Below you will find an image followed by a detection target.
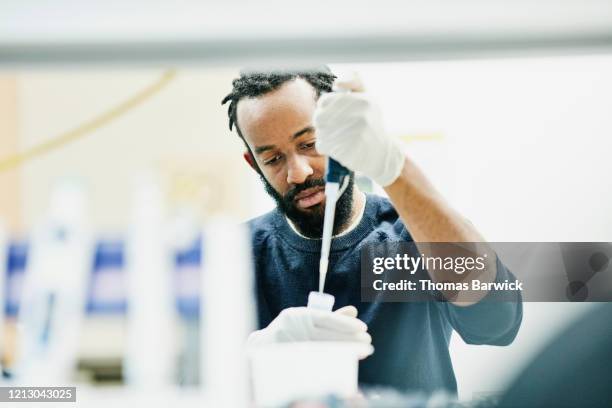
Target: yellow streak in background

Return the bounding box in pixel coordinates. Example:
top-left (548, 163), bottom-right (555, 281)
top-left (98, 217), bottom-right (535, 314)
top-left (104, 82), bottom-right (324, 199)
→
top-left (0, 70), bottom-right (177, 173)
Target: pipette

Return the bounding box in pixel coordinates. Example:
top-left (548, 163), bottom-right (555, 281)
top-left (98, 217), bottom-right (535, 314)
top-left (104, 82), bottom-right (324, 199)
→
top-left (309, 79), bottom-right (355, 309)
top-left (318, 158), bottom-right (350, 293)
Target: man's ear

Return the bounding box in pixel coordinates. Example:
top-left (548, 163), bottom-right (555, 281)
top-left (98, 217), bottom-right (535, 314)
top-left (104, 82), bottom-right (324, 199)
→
top-left (243, 150), bottom-right (257, 171)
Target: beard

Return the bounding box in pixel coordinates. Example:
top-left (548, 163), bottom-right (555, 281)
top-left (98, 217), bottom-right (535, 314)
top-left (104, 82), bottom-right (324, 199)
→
top-left (258, 171), bottom-right (355, 239)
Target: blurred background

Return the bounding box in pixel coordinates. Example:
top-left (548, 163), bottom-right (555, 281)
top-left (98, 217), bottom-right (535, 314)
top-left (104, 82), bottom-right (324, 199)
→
top-left (1, 0), bottom-right (612, 406)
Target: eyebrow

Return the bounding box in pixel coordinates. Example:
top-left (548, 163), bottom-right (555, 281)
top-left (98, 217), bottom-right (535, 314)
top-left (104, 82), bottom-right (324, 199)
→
top-left (253, 126), bottom-right (315, 155)
top-left (292, 126), bottom-right (314, 139)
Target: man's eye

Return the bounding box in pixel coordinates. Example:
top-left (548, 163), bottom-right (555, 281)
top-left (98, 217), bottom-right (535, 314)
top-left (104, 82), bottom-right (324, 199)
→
top-left (301, 142), bottom-right (316, 150)
top-left (264, 155), bottom-right (282, 165)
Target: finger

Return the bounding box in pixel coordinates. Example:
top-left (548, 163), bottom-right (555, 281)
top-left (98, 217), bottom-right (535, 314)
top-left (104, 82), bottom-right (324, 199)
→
top-left (315, 312), bottom-right (367, 333)
top-left (310, 327), bottom-right (372, 344)
top-left (334, 305), bottom-right (358, 318)
top-left (358, 345), bottom-right (375, 360)
top-left (311, 310), bottom-right (368, 333)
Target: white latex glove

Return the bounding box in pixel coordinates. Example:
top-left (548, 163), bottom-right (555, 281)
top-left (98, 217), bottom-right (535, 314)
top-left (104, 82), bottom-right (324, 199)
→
top-left (247, 306), bottom-right (372, 354)
top-left (313, 89), bottom-right (405, 187)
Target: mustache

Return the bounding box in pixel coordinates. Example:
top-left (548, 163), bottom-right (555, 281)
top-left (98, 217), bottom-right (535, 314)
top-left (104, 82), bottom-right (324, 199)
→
top-left (284, 178), bottom-right (326, 203)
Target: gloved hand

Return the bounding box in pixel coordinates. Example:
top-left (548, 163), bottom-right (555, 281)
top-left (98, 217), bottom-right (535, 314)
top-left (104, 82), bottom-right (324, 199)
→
top-left (247, 306), bottom-right (373, 357)
top-left (313, 87), bottom-right (405, 187)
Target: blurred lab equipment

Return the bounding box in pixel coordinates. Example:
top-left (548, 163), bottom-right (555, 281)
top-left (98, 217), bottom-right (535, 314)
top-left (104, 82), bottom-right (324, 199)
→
top-left (15, 181), bottom-right (93, 384)
top-left (86, 240), bottom-right (127, 316)
top-left (173, 236), bottom-right (202, 386)
top-left (0, 223), bottom-right (6, 378)
top-left (201, 218), bottom-right (255, 407)
top-left (124, 174), bottom-right (175, 388)
top-left (1, 241), bottom-right (28, 377)
top-left (78, 239), bottom-right (126, 383)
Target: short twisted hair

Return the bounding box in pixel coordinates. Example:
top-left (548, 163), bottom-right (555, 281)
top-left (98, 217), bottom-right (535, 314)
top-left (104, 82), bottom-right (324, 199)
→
top-left (221, 67), bottom-right (336, 140)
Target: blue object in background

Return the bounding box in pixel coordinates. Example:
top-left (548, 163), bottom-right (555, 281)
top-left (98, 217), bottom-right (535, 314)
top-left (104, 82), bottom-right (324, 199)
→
top-left (5, 241), bottom-right (28, 318)
top-left (174, 236), bottom-right (203, 385)
top-left (174, 236), bottom-right (202, 320)
top-left (86, 240), bottom-right (127, 315)
top-left (4, 236), bottom-right (203, 320)
top-left (85, 236), bottom-right (203, 319)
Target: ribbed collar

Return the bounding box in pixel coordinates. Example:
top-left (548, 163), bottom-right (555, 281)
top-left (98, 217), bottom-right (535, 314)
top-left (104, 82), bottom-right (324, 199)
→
top-left (271, 193), bottom-right (379, 253)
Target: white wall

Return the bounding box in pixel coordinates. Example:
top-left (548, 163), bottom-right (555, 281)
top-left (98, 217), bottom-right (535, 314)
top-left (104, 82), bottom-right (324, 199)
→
top-left (332, 55), bottom-right (612, 400)
top-left (14, 68), bottom-right (268, 232)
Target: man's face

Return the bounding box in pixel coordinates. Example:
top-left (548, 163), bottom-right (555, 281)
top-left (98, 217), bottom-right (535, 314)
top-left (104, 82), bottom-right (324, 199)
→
top-left (236, 78), bottom-right (354, 238)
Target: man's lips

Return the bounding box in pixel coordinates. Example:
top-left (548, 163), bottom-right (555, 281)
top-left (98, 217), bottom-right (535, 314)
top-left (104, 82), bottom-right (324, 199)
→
top-left (294, 186), bottom-right (325, 209)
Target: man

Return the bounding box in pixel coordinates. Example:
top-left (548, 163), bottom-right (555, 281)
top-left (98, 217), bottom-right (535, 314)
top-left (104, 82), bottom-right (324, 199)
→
top-left (221, 67), bottom-right (522, 393)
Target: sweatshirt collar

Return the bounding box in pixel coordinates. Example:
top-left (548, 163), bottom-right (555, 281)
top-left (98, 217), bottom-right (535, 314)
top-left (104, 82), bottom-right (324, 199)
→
top-left (273, 193), bottom-right (378, 253)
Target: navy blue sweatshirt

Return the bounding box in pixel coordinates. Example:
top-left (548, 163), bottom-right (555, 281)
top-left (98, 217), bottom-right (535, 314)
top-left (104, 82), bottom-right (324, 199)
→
top-left (248, 193), bottom-right (522, 393)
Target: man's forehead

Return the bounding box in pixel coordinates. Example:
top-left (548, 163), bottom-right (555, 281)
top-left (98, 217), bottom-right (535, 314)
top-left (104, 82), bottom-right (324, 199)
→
top-left (235, 78), bottom-right (318, 133)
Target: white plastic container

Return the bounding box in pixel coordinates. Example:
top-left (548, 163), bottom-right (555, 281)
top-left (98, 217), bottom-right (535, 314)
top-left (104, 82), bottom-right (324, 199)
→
top-left (249, 341), bottom-right (370, 407)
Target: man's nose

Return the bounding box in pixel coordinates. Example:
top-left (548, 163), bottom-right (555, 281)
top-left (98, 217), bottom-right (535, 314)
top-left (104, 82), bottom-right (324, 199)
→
top-left (286, 155), bottom-right (314, 185)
